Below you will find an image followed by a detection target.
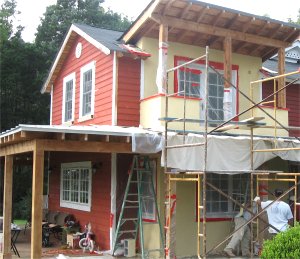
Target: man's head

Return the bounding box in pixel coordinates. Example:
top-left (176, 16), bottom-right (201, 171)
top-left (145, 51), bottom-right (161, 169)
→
top-left (274, 188), bottom-right (283, 197)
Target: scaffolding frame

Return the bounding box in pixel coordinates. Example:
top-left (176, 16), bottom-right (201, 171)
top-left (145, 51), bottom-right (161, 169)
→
top-left (162, 46), bottom-right (300, 258)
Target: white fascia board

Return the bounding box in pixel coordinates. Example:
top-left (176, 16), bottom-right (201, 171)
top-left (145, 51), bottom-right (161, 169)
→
top-left (262, 66), bottom-right (278, 74)
top-left (41, 24), bottom-right (111, 94)
top-left (72, 25), bottom-right (111, 55)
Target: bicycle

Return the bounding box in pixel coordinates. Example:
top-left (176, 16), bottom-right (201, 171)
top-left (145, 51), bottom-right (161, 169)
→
top-left (79, 222), bottom-right (95, 252)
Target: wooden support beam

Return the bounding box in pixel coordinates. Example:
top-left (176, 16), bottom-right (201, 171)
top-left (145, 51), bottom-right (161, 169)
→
top-left (161, 0), bottom-right (175, 15)
top-left (0, 140), bottom-right (35, 156)
top-left (31, 142), bottom-right (44, 259)
top-left (123, 0), bottom-right (160, 43)
top-left (169, 2), bottom-right (192, 33)
top-left (224, 36), bottom-right (232, 88)
top-left (278, 47), bottom-right (286, 108)
top-left (2, 155), bottom-right (13, 259)
top-left (151, 15), bottom-right (288, 48)
top-left (37, 139), bottom-right (132, 153)
top-left (157, 23), bottom-right (168, 93)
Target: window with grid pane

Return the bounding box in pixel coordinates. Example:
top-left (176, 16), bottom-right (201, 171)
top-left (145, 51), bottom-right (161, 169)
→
top-left (82, 69), bottom-right (92, 116)
top-left (80, 62), bottom-right (95, 119)
top-left (208, 72), bottom-right (224, 121)
top-left (62, 73), bottom-right (75, 123)
top-left (60, 162), bottom-right (91, 211)
top-left (178, 68), bottom-right (201, 98)
top-left (205, 173), bottom-right (250, 217)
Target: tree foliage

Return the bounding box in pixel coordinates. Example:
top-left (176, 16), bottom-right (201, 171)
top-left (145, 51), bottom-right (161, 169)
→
top-left (0, 0), bottom-right (132, 132)
top-left (35, 0), bottom-right (132, 64)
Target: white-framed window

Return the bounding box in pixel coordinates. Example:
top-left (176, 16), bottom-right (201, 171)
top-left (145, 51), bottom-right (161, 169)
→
top-left (60, 161), bottom-right (92, 212)
top-left (62, 73), bottom-right (75, 123)
top-left (141, 159), bottom-right (157, 221)
top-left (79, 61), bottom-right (95, 120)
top-left (205, 173), bottom-right (250, 218)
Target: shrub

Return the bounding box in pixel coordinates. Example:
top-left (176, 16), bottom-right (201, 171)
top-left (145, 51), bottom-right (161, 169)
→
top-left (261, 223), bottom-right (300, 259)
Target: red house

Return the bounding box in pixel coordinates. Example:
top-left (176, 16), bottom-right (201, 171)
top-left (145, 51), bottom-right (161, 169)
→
top-left (1, 1), bottom-right (300, 258)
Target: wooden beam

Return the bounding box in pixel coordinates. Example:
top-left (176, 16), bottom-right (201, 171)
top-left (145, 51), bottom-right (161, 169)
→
top-left (278, 47), bottom-right (286, 108)
top-left (123, 0), bottom-right (160, 43)
top-left (151, 15), bottom-right (288, 48)
top-left (0, 140), bottom-right (35, 156)
top-left (157, 23), bottom-right (168, 93)
top-left (169, 2), bottom-right (192, 33)
top-left (224, 36), bottom-right (232, 88)
top-left (196, 5), bottom-right (209, 23)
top-left (161, 0), bottom-right (175, 15)
top-left (31, 142), bottom-right (44, 259)
top-left (2, 155), bottom-right (13, 259)
top-left (37, 139), bottom-right (132, 153)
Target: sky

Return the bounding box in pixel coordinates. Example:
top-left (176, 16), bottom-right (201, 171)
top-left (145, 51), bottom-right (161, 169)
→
top-left (1, 0), bottom-right (299, 42)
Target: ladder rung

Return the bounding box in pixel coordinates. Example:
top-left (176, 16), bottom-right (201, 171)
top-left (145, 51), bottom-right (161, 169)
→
top-left (124, 206), bottom-right (139, 208)
top-left (128, 193), bottom-right (138, 196)
top-left (198, 233), bottom-right (204, 237)
top-left (125, 200), bottom-right (139, 203)
top-left (119, 230), bottom-right (137, 234)
top-left (198, 206), bottom-right (204, 209)
top-left (122, 218), bottom-right (138, 221)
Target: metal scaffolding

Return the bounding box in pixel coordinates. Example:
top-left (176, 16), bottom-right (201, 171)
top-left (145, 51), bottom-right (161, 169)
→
top-left (162, 46), bottom-right (300, 258)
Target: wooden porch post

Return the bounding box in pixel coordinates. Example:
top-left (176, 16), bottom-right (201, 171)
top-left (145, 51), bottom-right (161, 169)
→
top-left (223, 36), bottom-right (233, 120)
top-left (31, 141), bottom-right (44, 259)
top-left (156, 23), bottom-right (168, 93)
top-left (224, 36), bottom-right (232, 88)
top-left (1, 155), bottom-right (13, 259)
top-left (277, 47), bottom-right (286, 108)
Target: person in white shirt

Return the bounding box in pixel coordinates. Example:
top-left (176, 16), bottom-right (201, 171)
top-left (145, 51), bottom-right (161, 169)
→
top-left (254, 188), bottom-right (293, 239)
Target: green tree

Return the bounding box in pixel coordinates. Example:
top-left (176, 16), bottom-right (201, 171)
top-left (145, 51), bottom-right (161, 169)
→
top-left (35, 0), bottom-right (132, 65)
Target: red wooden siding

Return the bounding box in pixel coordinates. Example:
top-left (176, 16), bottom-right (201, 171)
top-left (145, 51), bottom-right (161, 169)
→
top-left (51, 36), bottom-right (114, 126)
top-left (48, 152), bottom-right (112, 250)
top-left (262, 81), bottom-right (300, 137)
top-left (117, 57), bottom-right (141, 126)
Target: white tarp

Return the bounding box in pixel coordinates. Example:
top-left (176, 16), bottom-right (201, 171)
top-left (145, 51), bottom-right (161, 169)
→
top-left (162, 133), bottom-right (300, 172)
top-left (131, 132), bottom-right (300, 172)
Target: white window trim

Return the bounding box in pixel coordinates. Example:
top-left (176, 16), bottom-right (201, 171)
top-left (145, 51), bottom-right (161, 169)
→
top-left (62, 72), bottom-right (76, 124)
top-left (60, 161), bottom-right (92, 212)
top-left (79, 61), bottom-right (96, 121)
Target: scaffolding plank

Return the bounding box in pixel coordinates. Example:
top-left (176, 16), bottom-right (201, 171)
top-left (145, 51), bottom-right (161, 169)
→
top-left (215, 117), bottom-right (265, 132)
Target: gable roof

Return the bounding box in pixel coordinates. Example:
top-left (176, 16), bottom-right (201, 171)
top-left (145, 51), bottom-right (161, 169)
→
top-left (121, 0), bottom-right (300, 60)
top-left (41, 24), bottom-right (150, 94)
top-left (263, 39), bottom-right (300, 81)
top-left (74, 23), bottom-right (125, 52)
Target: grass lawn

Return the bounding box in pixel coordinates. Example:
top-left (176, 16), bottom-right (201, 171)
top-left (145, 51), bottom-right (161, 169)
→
top-left (13, 219), bottom-right (28, 227)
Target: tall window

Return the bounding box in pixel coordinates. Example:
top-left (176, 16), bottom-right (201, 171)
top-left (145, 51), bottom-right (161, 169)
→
top-left (205, 173), bottom-right (250, 217)
top-left (62, 73), bottom-right (75, 123)
top-left (141, 160), bottom-right (157, 221)
top-left (60, 161), bottom-right (92, 211)
top-left (208, 72), bottom-right (224, 121)
top-left (80, 62), bottom-right (95, 119)
top-left (178, 67), bottom-right (201, 98)
top-left (175, 57), bottom-right (238, 122)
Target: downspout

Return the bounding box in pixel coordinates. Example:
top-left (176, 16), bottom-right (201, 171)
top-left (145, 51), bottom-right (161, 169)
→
top-left (110, 153), bottom-right (117, 252)
top-left (112, 51), bottom-right (118, 126)
top-left (50, 84), bottom-right (53, 125)
top-left (110, 51), bottom-right (118, 251)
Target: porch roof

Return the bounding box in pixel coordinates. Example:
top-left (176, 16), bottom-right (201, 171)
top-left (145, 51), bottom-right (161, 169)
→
top-left (0, 124), bottom-right (162, 156)
top-left (121, 0), bottom-right (300, 61)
